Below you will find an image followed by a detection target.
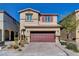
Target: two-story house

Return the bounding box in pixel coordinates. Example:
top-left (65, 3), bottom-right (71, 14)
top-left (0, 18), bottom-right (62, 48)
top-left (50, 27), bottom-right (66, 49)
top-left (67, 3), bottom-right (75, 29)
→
top-left (19, 8), bottom-right (61, 43)
top-left (0, 11), bottom-right (19, 42)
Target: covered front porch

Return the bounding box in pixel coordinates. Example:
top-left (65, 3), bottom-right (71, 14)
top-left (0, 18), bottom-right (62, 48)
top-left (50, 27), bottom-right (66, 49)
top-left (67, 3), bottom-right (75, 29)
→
top-left (0, 29), bottom-right (15, 42)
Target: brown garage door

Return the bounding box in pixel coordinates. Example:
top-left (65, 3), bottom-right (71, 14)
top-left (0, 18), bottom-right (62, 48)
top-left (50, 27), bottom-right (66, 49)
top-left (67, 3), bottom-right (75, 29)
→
top-left (30, 31), bottom-right (55, 42)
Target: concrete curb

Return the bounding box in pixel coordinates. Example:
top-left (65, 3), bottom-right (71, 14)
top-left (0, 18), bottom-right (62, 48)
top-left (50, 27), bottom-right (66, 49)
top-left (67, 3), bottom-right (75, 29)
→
top-left (55, 43), bottom-right (79, 56)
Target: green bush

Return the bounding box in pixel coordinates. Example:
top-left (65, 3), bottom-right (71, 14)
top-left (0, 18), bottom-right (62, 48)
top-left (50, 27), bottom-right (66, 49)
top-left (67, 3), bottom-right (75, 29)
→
top-left (7, 44), bottom-right (19, 49)
top-left (66, 43), bottom-right (79, 52)
top-left (60, 41), bottom-right (67, 45)
top-left (18, 48), bottom-right (22, 51)
top-left (19, 40), bottom-right (24, 47)
top-left (13, 44), bottom-right (19, 49)
top-left (14, 37), bottom-right (19, 46)
top-left (14, 37), bottom-right (19, 49)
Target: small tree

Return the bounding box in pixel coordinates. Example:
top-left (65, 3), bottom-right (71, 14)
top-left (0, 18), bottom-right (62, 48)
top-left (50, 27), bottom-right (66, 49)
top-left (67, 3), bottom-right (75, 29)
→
top-left (60, 13), bottom-right (79, 41)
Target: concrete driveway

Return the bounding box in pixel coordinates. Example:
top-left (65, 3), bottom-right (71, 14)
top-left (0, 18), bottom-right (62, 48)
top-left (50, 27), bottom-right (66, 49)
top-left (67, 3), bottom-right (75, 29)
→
top-left (0, 42), bottom-right (67, 56)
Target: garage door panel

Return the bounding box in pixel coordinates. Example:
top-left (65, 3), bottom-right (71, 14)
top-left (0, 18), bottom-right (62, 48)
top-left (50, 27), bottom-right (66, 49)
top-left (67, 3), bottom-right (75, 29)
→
top-left (30, 32), bottom-right (55, 42)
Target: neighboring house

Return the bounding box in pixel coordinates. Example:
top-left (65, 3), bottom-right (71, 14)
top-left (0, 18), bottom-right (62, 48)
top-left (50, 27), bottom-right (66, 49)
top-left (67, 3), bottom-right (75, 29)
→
top-left (59, 9), bottom-right (79, 44)
top-left (19, 8), bottom-right (61, 43)
top-left (0, 11), bottom-right (19, 42)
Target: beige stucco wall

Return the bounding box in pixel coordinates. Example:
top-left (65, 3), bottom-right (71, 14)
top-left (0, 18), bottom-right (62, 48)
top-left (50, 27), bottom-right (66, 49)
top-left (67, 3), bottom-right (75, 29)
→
top-left (20, 11), bottom-right (39, 27)
top-left (75, 10), bottom-right (79, 49)
top-left (20, 11), bottom-right (39, 20)
top-left (39, 16), bottom-right (57, 25)
top-left (20, 11), bottom-right (39, 30)
top-left (20, 10), bottom-right (59, 30)
top-left (75, 11), bottom-right (79, 39)
top-left (20, 9), bottom-right (60, 43)
top-left (24, 27), bottom-right (60, 43)
top-left (25, 27), bottom-right (60, 36)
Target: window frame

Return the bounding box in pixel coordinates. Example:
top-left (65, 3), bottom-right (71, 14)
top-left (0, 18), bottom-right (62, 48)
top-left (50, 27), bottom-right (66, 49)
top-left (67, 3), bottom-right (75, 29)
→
top-left (26, 13), bottom-right (33, 21)
top-left (45, 16), bottom-right (51, 22)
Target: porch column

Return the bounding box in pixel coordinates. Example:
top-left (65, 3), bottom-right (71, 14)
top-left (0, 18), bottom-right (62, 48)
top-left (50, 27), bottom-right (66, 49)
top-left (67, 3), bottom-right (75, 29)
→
top-left (26, 36), bottom-right (30, 44)
top-left (25, 29), bottom-right (30, 43)
top-left (20, 30), bottom-right (21, 41)
top-left (55, 29), bottom-right (60, 44)
top-left (2, 29), bottom-right (4, 42)
top-left (9, 31), bottom-right (11, 41)
top-left (18, 31), bottom-right (20, 41)
top-left (55, 36), bottom-right (60, 43)
top-left (76, 38), bottom-right (79, 50)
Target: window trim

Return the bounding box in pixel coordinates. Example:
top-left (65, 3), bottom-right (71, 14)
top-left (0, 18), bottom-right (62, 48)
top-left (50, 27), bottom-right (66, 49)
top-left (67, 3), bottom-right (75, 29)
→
top-left (26, 13), bottom-right (33, 21)
top-left (45, 16), bottom-right (51, 22)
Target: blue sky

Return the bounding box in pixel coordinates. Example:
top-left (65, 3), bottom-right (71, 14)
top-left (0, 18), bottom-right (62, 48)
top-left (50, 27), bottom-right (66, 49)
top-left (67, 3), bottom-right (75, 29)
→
top-left (0, 3), bottom-right (79, 22)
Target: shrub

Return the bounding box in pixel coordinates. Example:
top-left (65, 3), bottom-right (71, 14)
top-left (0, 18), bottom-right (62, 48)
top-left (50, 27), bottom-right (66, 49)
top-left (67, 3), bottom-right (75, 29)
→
top-left (60, 41), bottom-right (67, 45)
top-left (0, 41), bottom-right (5, 46)
top-left (19, 40), bottom-right (24, 47)
top-left (7, 44), bottom-right (13, 49)
top-left (13, 44), bottom-right (19, 49)
top-left (14, 37), bottom-right (18, 45)
top-left (7, 44), bottom-right (19, 49)
top-left (7, 37), bottom-right (19, 49)
top-left (14, 37), bottom-right (19, 48)
top-left (18, 48), bottom-right (22, 51)
top-left (66, 43), bottom-right (79, 52)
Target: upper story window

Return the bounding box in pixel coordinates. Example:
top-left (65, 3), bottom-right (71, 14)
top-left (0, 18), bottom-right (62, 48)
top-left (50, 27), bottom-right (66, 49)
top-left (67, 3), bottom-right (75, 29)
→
top-left (26, 14), bottom-right (32, 21)
top-left (45, 16), bottom-right (51, 22)
top-left (41, 16), bottom-right (53, 22)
